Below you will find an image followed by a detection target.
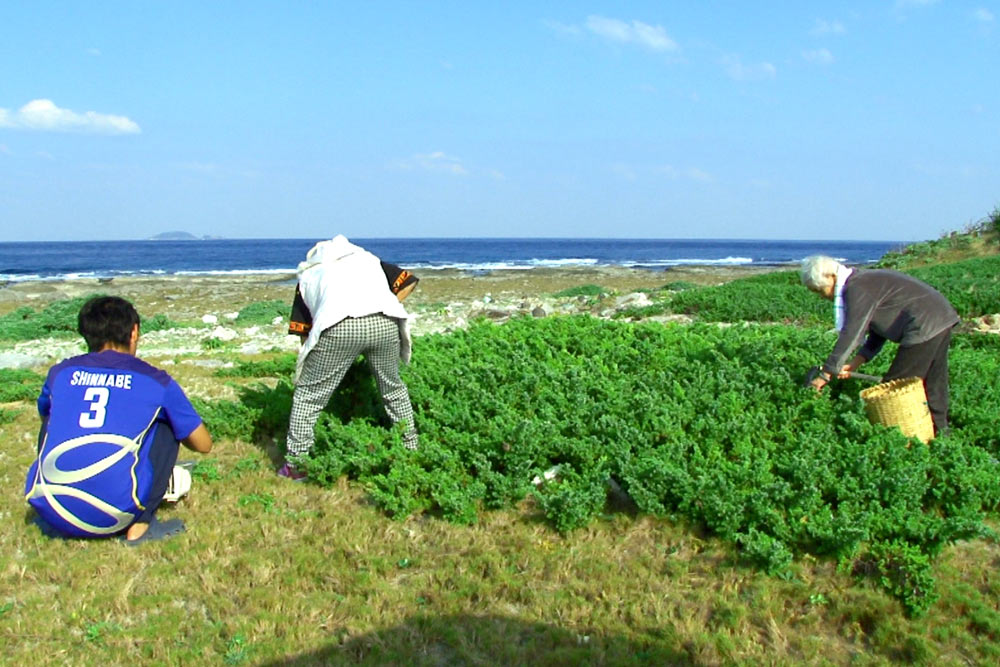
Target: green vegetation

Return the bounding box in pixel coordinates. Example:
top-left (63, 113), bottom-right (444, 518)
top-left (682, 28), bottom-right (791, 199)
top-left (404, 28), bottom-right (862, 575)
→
top-left (616, 254), bottom-right (1000, 324)
top-left (0, 295), bottom-right (182, 342)
top-left (0, 369), bottom-right (43, 403)
top-left (197, 316), bottom-right (1000, 616)
top-left (908, 255), bottom-right (1000, 319)
top-left (662, 280), bottom-right (698, 291)
top-left (141, 312), bottom-right (183, 332)
top-left (234, 299), bottom-right (289, 325)
top-left (877, 205), bottom-right (1000, 270)
top-left (6, 209), bottom-right (1000, 663)
top-left (553, 284), bottom-right (606, 298)
top-left (0, 295), bottom-right (99, 342)
top-left (667, 270), bottom-right (827, 324)
top-left (215, 354), bottom-right (296, 378)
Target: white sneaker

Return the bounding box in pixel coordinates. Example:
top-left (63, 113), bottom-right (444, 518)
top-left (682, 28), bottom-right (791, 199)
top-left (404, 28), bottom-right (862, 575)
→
top-left (162, 465), bottom-right (192, 503)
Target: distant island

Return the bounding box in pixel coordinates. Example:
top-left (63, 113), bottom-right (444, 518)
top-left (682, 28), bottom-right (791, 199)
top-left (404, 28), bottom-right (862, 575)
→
top-left (148, 231), bottom-right (224, 240)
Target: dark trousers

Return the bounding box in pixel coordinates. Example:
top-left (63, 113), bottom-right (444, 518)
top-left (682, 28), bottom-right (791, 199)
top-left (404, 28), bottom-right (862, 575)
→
top-left (883, 326), bottom-right (954, 434)
top-left (136, 421), bottom-right (181, 524)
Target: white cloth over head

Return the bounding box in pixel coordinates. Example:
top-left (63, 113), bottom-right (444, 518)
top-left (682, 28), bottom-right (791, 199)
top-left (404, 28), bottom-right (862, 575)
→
top-left (833, 264), bottom-right (854, 332)
top-left (294, 235), bottom-right (411, 382)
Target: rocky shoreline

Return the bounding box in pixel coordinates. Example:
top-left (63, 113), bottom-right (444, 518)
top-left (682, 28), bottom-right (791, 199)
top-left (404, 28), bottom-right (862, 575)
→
top-left (4, 265), bottom-right (998, 374)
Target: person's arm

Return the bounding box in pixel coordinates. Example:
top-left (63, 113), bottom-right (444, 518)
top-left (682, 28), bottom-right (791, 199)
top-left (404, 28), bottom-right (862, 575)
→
top-left (288, 284), bottom-right (313, 337)
top-left (181, 423), bottom-right (213, 453)
top-left (163, 380), bottom-right (213, 453)
top-left (822, 283), bottom-right (878, 376)
top-left (857, 332), bottom-right (886, 361)
top-left (837, 353), bottom-right (868, 378)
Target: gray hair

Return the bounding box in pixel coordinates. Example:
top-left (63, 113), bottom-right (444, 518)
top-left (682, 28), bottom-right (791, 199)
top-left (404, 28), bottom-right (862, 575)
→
top-left (800, 255), bottom-right (844, 290)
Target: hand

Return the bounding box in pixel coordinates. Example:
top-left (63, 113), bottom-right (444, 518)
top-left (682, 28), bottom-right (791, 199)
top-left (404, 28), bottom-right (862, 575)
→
top-left (837, 364), bottom-right (853, 379)
top-left (810, 374), bottom-right (829, 392)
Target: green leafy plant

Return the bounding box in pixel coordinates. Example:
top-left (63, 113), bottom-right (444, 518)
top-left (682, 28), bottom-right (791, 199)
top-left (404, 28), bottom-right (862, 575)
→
top-left (234, 299), bottom-right (289, 326)
top-left (195, 315), bottom-right (1000, 613)
top-left (553, 284), bottom-right (606, 298)
top-left (0, 369), bottom-right (43, 403)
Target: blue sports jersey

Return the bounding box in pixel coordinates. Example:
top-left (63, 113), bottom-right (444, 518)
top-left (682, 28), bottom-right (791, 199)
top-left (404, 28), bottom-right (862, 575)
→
top-left (24, 350), bottom-right (203, 538)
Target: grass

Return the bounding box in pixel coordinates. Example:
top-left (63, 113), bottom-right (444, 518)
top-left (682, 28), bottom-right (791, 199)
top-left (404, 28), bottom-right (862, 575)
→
top-left (5, 391), bottom-right (1000, 663)
top-left (6, 214), bottom-right (1000, 663)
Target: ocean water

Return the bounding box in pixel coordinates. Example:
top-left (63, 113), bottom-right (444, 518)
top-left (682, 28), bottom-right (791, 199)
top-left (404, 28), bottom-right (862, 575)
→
top-left (0, 238), bottom-right (902, 282)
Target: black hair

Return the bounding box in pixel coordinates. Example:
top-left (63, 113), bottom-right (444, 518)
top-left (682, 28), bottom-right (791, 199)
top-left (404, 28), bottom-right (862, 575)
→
top-left (78, 296), bottom-right (141, 353)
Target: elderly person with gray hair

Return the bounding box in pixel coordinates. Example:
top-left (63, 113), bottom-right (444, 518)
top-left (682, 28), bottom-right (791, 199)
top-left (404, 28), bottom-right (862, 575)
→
top-left (801, 255), bottom-right (959, 435)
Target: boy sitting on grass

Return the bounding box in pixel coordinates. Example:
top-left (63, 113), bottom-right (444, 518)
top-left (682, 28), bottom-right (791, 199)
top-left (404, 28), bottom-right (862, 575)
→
top-left (24, 296), bottom-right (213, 544)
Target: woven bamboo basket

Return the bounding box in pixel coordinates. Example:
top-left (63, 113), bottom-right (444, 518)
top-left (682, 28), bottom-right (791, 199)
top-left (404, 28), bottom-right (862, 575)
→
top-left (859, 377), bottom-right (935, 443)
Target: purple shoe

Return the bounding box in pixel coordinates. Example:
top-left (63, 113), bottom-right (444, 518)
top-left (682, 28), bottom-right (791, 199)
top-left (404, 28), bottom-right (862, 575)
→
top-left (277, 462), bottom-right (307, 481)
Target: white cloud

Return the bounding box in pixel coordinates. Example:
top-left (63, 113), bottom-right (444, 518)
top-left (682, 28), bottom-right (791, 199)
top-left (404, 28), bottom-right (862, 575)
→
top-left (611, 163), bottom-right (638, 181)
top-left (811, 19), bottom-right (846, 35)
top-left (721, 55), bottom-right (776, 81)
top-left (175, 162), bottom-right (219, 174)
top-left (392, 151), bottom-right (467, 176)
top-left (974, 8), bottom-right (995, 22)
top-left (653, 164), bottom-right (713, 182)
top-left (545, 20), bottom-right (583, 37)
top-left (802, 48), bottom-right (834, 65)
top-left (585, 15), bottom-right (678, 51)
top-left (0, 99), bottom-right (140, 134)
top-left (687, 167), bottom-right (713, 183)
top-left (656, 165), bottom-right (680, 179)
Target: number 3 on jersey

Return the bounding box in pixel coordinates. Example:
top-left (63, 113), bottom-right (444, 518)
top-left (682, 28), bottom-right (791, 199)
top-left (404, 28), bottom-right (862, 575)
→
top-left (79, 387), bottom-right (110, 428)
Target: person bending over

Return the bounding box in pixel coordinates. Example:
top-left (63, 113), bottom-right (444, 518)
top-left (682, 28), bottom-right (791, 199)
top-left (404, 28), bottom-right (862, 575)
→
top-left (280, 235), bottom-right (418, 480)
top-left (801, 255), bottom-right (959, 435)
top-left (25, 296), bottom-right (213, 544)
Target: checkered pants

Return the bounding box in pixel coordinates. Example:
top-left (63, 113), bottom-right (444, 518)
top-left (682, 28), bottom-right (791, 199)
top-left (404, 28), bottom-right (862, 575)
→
top-left (287, 314), bottom-right (418, 455)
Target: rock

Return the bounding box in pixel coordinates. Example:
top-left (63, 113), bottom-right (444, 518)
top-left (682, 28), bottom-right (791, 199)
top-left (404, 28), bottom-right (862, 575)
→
top-left (181, 359), bottom-right (233, 368)
top-left (201, 314), bottom-right (218, 324)
top-left (531, 306), bottom-right (547, 318)
top-left (224, 312), bottom-right (240, 320)
top-left (0, 351), bottom-right (47, 369)
top-left (271, 316), bottom-right (283, 326)
top-left (208, 326), bottom-right (238, 341)
top-left (614, 292), bottom-right (652, 308)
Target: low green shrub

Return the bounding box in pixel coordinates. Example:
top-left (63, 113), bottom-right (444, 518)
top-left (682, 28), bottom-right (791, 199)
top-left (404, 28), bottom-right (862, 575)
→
top-left (0, 295), bottom-right (184, 342)
top-left (0, 369), bottom-right (44, 402)
top-left (0, 295), bottom-right (101, 341)
top-left (235, 299), bottom-right (290, 326)
top-left (908, 256), bottom-right (1000, 318)
top-left (553, 284), bottom-right (605, 298)
top-left (199, 316), bottom-right (1000, 613)
top-left (668, 270), bottom-right (827, 324)
top-left (216, 354), bottom-right (297, 378)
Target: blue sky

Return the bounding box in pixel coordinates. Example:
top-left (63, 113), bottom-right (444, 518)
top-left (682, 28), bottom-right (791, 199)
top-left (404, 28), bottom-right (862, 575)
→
top-left (1, 1), bottom-right (997, 242)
